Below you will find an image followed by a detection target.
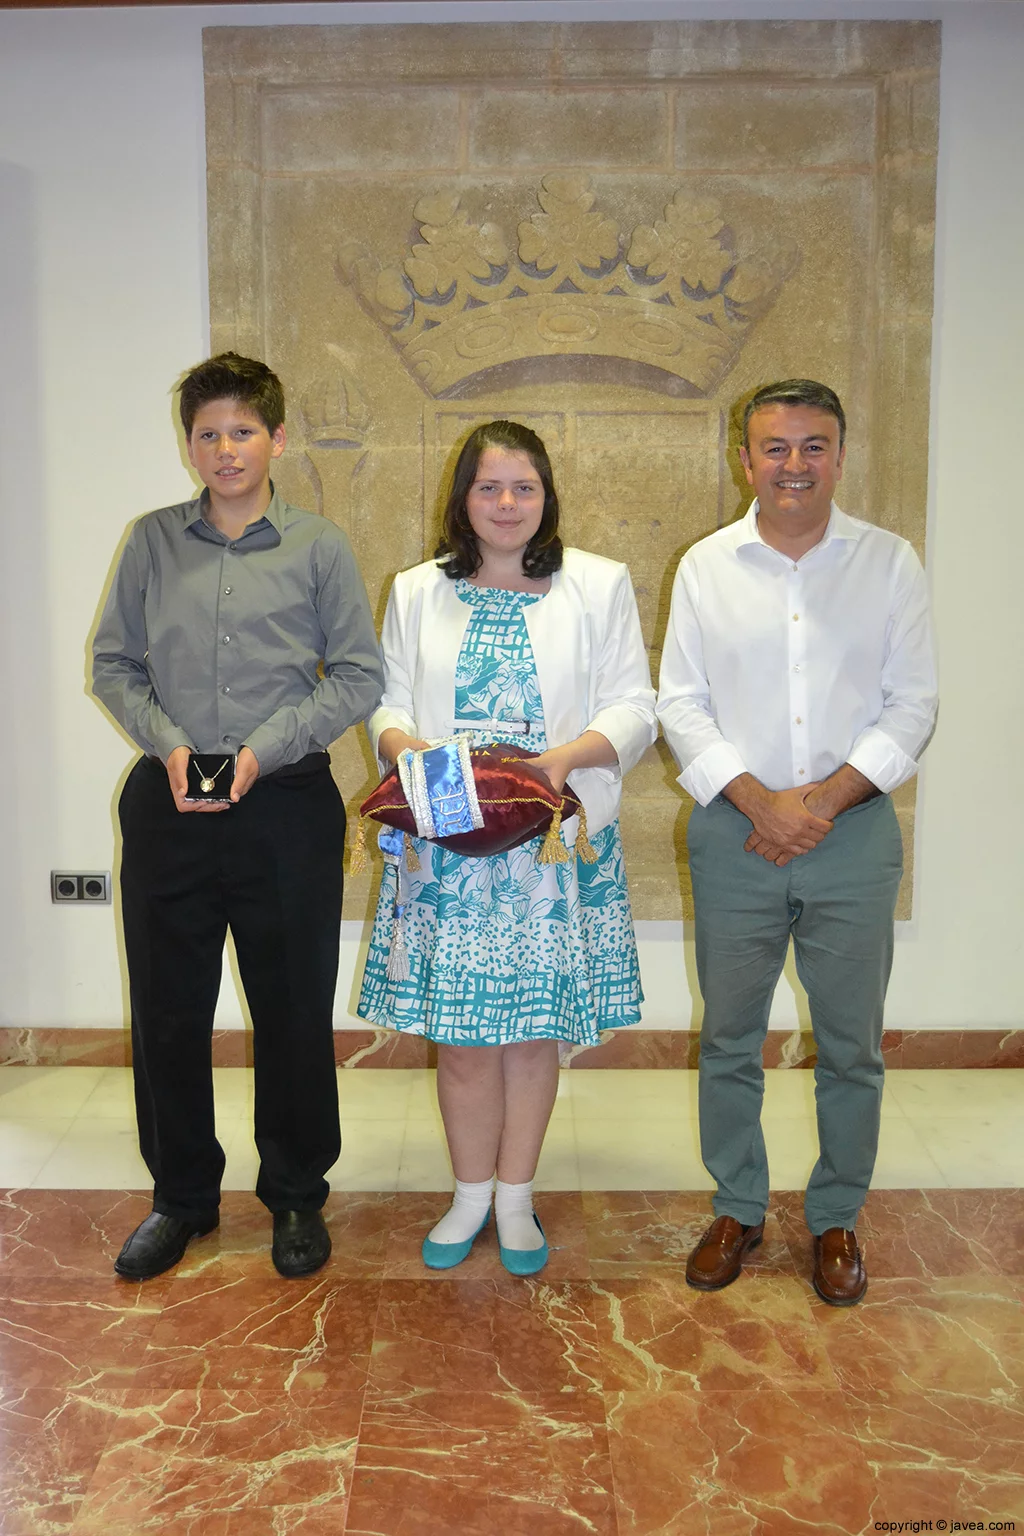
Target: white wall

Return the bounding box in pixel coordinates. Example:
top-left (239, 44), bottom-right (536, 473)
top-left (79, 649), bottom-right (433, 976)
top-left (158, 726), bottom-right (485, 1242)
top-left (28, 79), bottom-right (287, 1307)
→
top-left (0, 1), bottom-right (1020, 1032)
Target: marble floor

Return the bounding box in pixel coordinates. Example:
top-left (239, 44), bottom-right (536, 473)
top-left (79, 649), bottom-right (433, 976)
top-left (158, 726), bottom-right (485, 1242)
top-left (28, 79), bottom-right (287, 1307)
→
top-left (0, 1066), bottom-right (1022, 1534)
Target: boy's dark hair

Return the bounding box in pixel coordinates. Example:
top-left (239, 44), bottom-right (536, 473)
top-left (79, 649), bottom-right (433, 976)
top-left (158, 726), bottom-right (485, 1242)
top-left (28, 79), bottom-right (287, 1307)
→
top-left (435, 420), bottom-right (564, 581)
top-left (178, 352), bottom-right (286, 437)
top-left (742, 378), bottom-right (846, 451)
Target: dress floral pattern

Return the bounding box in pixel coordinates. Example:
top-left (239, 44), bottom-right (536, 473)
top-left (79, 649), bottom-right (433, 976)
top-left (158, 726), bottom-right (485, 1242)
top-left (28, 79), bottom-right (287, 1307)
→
top-left (357, 581), bottom-right (643, 1046)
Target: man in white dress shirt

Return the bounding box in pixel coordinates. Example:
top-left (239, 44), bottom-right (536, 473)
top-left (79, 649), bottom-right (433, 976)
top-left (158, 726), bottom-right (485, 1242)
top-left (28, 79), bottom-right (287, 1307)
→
top-left (656, 379), bottom-right (937, 1304)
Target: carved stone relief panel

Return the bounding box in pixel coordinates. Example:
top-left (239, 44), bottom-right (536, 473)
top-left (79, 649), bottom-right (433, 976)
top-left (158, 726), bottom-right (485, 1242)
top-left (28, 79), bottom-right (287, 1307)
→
top-left (204, 20), bottom-right (939, 919)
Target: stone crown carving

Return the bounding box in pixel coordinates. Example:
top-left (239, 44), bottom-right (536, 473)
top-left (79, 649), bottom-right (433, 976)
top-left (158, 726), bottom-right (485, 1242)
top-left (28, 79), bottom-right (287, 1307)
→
top-left (339, 175), bottom-right (798, 397)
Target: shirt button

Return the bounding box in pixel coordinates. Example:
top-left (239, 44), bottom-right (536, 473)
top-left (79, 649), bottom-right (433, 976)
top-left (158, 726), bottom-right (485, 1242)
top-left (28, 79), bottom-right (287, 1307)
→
top-left (793, 665), bottom-right (801, 673)
top-left (223, 586), bottom-right (232, 595)
top-left (223, 736), bottom-right (233, 744)
top-left (795, 716), bottom-right (802, 724)
top-left (222, 686), bottom-right (230, 695)
top-left (223, 635), bottom-right (230, 643)
top-left (798, 768), bottom-right (806, 776)
top-left (792, 563), bottom-right (799, 571)
top-left (792, 613), bottom-right (800, 621)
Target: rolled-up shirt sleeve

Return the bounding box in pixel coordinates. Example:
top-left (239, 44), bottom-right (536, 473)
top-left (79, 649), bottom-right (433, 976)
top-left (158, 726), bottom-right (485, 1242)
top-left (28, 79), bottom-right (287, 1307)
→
top-left (244, 529), bottom-right (384, 776)
top-left (92, 532), bottom-right (194, 763)
top-left (656, 556), bottom-right (748, 806)
top-left (845, 543), bottom-right (938, 792)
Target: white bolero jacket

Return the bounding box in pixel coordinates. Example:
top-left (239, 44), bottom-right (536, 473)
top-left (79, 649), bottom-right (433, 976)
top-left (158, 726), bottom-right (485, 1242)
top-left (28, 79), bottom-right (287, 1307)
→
top-left (368, 548), bottom-right (657, 837)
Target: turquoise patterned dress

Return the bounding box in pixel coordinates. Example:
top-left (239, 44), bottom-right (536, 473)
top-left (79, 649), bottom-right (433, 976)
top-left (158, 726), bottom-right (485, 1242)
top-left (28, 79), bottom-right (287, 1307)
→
top-left (357, 580), bottom-right (643, 1046)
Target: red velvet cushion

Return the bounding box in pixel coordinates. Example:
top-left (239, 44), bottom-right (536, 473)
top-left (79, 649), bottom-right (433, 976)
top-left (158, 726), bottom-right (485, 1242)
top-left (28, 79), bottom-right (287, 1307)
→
top-left (360, 743), bottom-right (581, 856)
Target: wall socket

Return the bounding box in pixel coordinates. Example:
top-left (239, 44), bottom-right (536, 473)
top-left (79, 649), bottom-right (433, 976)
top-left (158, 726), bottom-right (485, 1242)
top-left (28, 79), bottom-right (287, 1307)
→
top-left (51, 871), bottom-right (111, 904)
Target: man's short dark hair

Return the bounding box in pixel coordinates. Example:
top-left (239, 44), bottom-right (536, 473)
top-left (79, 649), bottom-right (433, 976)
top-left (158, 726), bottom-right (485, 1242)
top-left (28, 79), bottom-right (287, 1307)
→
top-left (742, 379), bottom-right (846, 451)
top-left (178, 353), bottom-right (285, 438)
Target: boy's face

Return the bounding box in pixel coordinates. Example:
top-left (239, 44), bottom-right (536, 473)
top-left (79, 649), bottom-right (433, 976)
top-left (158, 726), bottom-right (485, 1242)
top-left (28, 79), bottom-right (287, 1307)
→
top-left (186, 399), bottom-right (285, 503)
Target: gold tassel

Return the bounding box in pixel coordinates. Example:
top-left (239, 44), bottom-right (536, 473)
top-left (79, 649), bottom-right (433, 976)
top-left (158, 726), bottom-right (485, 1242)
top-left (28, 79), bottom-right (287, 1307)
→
top-left (574, 802), bottom-right (598, 864)
top-left (538, 805), bottom-right (570, 865)
top-left (404, 834), bottom-right (421, 872)
top-left (349, 817), bottom-right (369, 875)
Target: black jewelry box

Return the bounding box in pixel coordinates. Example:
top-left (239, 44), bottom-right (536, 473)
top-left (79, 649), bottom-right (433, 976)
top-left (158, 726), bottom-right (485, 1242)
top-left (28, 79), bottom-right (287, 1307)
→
top-left (184, 753), bottom-right (237, 802)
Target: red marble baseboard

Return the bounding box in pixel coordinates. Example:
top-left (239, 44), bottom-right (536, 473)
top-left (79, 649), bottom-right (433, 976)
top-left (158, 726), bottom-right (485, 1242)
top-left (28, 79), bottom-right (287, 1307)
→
top-left (562, 1028), bottom-right (1024, 1070)
top-left (1, 1026), bottom-right (1022, 1069)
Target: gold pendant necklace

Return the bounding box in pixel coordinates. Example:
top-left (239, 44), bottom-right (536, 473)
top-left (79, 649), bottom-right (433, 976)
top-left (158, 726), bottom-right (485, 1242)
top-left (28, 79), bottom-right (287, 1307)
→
top-left (198, 759), bottom-right (230, 793)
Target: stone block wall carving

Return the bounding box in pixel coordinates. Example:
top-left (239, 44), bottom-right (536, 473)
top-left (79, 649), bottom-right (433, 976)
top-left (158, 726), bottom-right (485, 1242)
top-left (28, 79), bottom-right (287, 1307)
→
top-left (204, 20), bottom-right (939, 919)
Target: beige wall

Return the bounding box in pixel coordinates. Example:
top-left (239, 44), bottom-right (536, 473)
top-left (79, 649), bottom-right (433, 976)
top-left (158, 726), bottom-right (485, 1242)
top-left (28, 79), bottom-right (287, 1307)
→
top-left (206, 19), bottom-right (939, 920)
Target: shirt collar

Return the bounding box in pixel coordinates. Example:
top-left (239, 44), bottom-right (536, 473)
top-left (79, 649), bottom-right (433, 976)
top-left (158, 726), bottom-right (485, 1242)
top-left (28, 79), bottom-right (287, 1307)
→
top-left (735, 500), bottom-right (861, 555)
top-left (184, 482), bottom-right (286, 539)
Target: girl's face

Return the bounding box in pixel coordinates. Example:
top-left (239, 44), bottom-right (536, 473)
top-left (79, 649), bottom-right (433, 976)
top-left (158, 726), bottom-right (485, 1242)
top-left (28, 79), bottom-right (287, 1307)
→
top-left (465, 447), bottom-right (545, 563)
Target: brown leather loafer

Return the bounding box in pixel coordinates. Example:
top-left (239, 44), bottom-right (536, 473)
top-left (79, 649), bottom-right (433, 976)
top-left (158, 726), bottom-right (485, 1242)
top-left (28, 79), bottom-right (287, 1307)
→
top-left (685, 1214), bottom-right (765, 1291)
top-left (812, 1227), bottom-right (867, 1306)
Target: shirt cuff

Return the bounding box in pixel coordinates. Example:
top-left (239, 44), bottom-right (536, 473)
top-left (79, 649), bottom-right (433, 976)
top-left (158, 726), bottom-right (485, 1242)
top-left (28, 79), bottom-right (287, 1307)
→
top-left (679, 742), bottom-right (749, 807)
top-left (151, 726), bottom-right (194, 763)
top-left (846, 729), bottom-right (919, 794)
top-left (241, 726), bottom-right (285, 778)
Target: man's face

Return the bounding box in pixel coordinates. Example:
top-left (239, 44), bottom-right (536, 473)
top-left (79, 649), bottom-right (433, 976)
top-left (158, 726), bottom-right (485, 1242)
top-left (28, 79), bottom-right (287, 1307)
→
top-left (186, 399), bottom-right (285, 501)
top-left (739, 403), bottom-right (845, 525)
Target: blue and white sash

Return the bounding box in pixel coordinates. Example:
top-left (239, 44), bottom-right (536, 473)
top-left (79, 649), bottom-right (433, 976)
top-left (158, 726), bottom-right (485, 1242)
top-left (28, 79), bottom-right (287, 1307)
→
top-left (396, 737), bottom-right (485, 842)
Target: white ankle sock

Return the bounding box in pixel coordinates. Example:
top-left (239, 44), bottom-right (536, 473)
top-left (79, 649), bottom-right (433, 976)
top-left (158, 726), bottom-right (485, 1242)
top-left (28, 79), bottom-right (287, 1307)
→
top-left (426, 1177), bottom-right (493, 1246)
top-left (495, 1179), bottom-right (544, 1251)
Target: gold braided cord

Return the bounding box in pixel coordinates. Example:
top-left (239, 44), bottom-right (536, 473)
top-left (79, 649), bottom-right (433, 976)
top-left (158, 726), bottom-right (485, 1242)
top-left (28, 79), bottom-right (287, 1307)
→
top-left (365, 790), bottom-right (586, 868)
top-left (370, 793), bottom-right (557, 814)
top-left (362, 721), bottom-right (601, 871)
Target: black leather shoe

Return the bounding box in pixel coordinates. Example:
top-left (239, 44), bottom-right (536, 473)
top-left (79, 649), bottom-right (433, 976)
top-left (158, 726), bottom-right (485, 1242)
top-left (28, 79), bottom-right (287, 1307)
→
top-left (114, 1211), bottom-right (219, 1281)
top-left (272, 1209), bottom-right (331, 1278)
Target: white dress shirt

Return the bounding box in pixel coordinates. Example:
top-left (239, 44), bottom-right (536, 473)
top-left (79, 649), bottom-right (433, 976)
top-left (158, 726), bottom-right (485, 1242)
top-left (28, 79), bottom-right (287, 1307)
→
top-left (369, 548), bottom-right (657, 836)
top-left (656, 502), bottom-right (938, 807)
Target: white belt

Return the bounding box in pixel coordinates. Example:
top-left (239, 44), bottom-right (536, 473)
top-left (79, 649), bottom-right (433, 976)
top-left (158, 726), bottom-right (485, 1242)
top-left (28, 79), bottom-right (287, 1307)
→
top-left (452, 717), bottom-right (533, 734)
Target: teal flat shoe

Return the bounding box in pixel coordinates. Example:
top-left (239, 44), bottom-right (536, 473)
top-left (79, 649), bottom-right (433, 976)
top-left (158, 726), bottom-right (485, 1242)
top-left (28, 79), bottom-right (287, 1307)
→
top-left (421, 1210), bottom-right (490, 1270)
top-left (498, 1214), bottom-right (549, 1276)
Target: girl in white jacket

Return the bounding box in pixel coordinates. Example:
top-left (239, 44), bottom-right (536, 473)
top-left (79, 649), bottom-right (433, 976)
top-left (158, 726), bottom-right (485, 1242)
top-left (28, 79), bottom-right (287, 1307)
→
top-left (358, 421), bottom-right (656, 1273)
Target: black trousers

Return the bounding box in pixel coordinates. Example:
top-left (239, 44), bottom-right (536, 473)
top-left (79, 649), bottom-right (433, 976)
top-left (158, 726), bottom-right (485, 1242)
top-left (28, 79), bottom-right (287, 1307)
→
top-left (119, 754), bottom-right (345, 1221)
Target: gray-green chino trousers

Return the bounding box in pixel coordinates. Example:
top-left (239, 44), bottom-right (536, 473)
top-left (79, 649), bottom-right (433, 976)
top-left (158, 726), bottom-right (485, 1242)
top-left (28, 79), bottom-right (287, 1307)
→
top-left (687, 792), bottom-right (903, 1234)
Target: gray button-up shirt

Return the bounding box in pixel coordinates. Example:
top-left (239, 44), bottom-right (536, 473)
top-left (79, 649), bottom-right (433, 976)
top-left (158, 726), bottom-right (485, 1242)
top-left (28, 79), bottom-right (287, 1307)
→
top-left (92, 488), bottom-right (384, 776)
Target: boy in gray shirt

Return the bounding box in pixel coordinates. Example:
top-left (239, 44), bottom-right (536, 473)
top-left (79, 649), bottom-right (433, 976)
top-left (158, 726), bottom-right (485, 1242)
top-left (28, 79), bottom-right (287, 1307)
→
top-left (93, 353), bottom-right (383, 1280)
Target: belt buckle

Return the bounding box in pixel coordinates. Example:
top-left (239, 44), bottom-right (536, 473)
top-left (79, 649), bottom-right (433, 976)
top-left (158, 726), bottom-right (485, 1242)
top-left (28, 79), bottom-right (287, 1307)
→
top-left (453, 717), bottom-right (530, 735)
